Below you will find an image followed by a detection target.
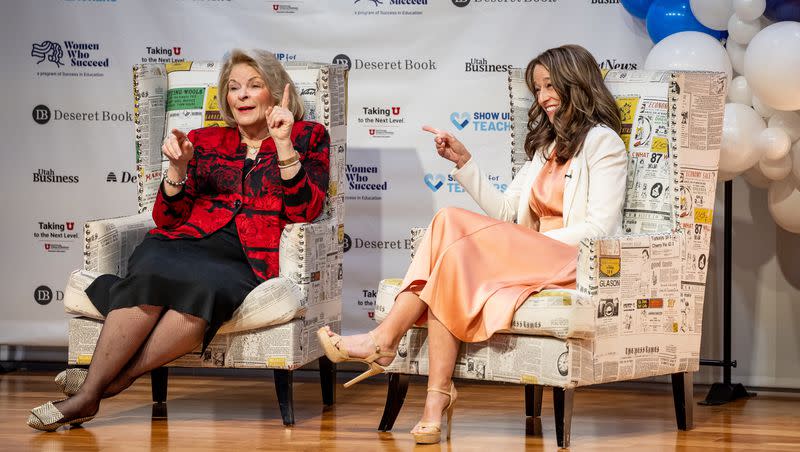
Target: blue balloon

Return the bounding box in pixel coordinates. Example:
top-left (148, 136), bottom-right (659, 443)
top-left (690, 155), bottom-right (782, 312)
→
top-left (645, 0), bottom-right (726, 44)
top-left (621, 0), bottom-right (654, 19)
top-left (764, 0), bottom-right (800, 22)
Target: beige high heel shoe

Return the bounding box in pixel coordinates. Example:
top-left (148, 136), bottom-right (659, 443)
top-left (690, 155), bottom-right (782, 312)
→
top-left (411, 382), bottom-right (458, 444)
top-left (316, 327), bottom-right (395, 388)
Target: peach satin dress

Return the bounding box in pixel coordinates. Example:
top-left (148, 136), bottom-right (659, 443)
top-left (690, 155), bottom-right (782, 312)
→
top-left (398, 157), bottom-right (577, 342)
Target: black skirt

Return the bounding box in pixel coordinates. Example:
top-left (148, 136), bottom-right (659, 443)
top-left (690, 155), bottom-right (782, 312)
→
top-left (85, 219), bottom-right (261, 350)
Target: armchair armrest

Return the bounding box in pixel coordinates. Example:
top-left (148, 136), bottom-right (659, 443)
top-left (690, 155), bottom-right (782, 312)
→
top-left (83, 211), bottom-right (155, 276)
top-left (279, 216), bottom-right (344, 307)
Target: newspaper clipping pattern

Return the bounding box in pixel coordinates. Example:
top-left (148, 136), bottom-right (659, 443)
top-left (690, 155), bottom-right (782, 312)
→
top-left (380, 70), bottom-right (725, 388)
top-left (68, 62), bottom-right (347, 370)
top-left (383, 326), bottom-right (592, 388)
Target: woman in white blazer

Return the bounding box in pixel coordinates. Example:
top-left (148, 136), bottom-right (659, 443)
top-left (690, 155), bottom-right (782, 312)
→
top-left (319, 45), bottom-right (627, 444)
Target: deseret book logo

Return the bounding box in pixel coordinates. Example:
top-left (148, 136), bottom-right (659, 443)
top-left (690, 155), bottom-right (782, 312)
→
top-left (34, 285), bottom-right (64, 306)
top-left (32, 104), bottom-right (132, 125)
top-left (32, 40), bottom-right (110, 77)
top-left (452, 0), bottom-right (557, 6)
top-left (332, 53), bottom-right (437, 71)
top-left (342, 233), bottom-right (413, 253)
top-left (33, 168), bottom-right (79, 184)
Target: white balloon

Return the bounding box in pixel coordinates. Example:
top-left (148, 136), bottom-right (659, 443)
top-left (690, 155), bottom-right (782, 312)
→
top-left (644, 32), bottom-right (733, 83)
top-left (728, 14), bottom-right (763, 45)
top-left (752, 95), bottom-right (777, 118)
top-left (791, 140), bottom-right (800, 181)
top-left (768, 111), bottom-right (800, 143)
top-left (727, 76), bottom-right (753, 105)
top-left (768, 176), bottom-right (800, 233)
top-left (733, 0), bottom-right (766, 21)
top-left (759, 153), bottom-right (792, 180)
top-left (726, 40), bottom-right (747, 75)
top-left (720, 103), bottom-right (767, 174)
top-left (742, 164), bottom-right (772, 188)
top-left (690, 0), bottom-right (733, 30)
top-left (744, 22), bottom-right (800, 111)
top-left (757, 127), bottom-right (792, 160)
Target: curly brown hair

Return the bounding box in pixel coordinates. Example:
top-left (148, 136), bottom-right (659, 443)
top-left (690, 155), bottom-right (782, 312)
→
top-left (524, 45), bottom-right (621, 163)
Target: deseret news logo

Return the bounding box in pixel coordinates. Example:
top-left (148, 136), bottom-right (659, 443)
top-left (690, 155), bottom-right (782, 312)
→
top-left (33, 169), bottom-right (79, 184)
top-left (31, 40), bottom-right (110, 77)
top-left (34, 285), bottom-right (64, 306)
top-left (425, 172), bottom-right (507, 193)
top-left (342, 233), bottom-right (413, 253)
top-left (450, 110), bottom-right (511, 132)
top-left (106, 171), bottom-right (138, 183)
top-left (465, 57), bottom-right (511, 73)
top-left (32, 104), bottom-right (132, 125)
top-left (332, 53), bottom-right (436, 71)
top-left (598, 58), bottom-right (638, 70)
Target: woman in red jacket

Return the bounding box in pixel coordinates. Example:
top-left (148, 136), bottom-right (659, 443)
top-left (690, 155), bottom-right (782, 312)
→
top-left (27, 49), bottom-right (330, 431)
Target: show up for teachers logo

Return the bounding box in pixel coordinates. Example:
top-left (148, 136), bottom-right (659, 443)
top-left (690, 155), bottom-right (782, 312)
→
top-left (31, 40), bottom-right (110, 78)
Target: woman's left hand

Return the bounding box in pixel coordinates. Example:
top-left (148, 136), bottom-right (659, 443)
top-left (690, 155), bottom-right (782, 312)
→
top-left (266, 83), bottom-right (294, 145)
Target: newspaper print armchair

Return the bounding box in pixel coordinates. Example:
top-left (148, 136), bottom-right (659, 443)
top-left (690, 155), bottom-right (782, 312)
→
top-left (373, 70), bottom-right (727, 447)
top-left (61, 61), bottom-right (348, 425)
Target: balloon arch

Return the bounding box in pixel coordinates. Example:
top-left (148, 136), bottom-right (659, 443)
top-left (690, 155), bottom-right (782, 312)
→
top-left (621, 0), bottom-right (800, 233)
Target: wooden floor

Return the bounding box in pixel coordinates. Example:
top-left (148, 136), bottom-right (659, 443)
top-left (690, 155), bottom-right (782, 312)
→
top-left (1, 371), bottom-right (799, 451)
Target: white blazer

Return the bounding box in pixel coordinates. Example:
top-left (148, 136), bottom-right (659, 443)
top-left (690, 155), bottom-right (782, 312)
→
top-left (452, 125), bottom-right (628, 247)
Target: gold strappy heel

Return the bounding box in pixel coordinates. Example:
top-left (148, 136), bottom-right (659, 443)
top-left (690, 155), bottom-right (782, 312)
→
top-left (316, 327), bottom-right (395, 388)
top-left (411, 382), bottom-right (458, 444)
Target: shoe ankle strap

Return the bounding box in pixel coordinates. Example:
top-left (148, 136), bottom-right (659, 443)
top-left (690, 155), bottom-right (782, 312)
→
top-left (427, 383), bottom-right (455, 397)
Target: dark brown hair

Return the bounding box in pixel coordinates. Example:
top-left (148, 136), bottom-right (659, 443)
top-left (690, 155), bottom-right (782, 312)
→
top-left (524, 45), bottom-right (621, 163)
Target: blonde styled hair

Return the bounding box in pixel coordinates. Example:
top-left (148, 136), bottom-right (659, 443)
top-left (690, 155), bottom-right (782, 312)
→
top-left (218, 49), bottom-right (304, 126)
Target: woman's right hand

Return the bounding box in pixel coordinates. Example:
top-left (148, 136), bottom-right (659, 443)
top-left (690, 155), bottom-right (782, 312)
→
top-left (162, 128), bottom-right (194, 172)
top-left (422, 125), bottom-right (472, 169)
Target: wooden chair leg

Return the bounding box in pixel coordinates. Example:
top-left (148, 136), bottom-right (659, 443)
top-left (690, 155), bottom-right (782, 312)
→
top-left (151, 367), bottom-right (169, 403)
top-left (319, 356), bottom-right (336, 406)
top-left (553, 387), bottom-right (574, 449)
top-left (525, 384), bottom-right (544, 417)
top-left (671, 372), bottom-right (694, 430)
top-left (378, 373), bottom-right (410, 432)
top-left (274, 369), bottom-right (294, 426)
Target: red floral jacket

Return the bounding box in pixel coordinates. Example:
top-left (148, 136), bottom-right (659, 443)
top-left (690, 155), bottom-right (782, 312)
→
top-left (149, 121), bottom-right (330, 281)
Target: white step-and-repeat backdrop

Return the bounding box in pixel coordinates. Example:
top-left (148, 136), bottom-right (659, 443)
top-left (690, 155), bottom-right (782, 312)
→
top-left (0, 0), bottom-right (652, 346)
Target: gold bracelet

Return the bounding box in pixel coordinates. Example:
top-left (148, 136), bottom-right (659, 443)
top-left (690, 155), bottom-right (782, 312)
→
top-left (277, 153), bottom-right (300, 166)
top-left (278, 160), bottom-right (301, 170)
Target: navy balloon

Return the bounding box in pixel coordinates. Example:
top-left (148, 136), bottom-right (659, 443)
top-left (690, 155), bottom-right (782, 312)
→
top-left (646, 0), bottom-right (726, 44)
top-left (764, 0), bottom-right (800, 22)
top-left (621, 0), bottom-right (654, 19)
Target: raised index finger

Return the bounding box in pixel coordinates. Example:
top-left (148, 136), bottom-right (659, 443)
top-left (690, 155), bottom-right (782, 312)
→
top-left (281, 83), bottom-right (291, 109)
top-left (171, 128), bottom-right (188, 143)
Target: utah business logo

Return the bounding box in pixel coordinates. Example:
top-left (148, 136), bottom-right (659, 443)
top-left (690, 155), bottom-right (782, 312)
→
top-left (450, 111), bottom-right (511, 132)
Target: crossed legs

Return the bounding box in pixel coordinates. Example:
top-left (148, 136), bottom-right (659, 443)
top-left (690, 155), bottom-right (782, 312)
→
top-left (323, 290), bottom-right (462, 430)
top-left (51, 305), bottom-right (207, 422)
